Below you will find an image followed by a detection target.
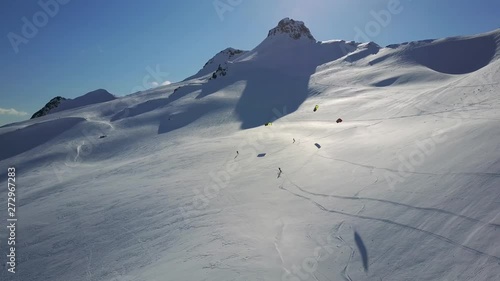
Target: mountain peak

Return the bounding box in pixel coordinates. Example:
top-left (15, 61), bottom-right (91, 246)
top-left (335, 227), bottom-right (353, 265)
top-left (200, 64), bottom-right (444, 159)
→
top-left (267, 18), bottom-right (315, 41)
top-left (31, 96), bottom-right (67, 119)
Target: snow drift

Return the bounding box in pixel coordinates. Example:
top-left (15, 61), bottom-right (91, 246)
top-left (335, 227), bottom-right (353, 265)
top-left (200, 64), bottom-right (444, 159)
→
top-left (397, 30), bottom-right (500, 74)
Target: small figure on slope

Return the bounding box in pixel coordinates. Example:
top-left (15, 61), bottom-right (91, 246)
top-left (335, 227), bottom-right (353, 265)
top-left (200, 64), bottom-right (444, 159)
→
top-left (277, 167), bottom-right (283, 178)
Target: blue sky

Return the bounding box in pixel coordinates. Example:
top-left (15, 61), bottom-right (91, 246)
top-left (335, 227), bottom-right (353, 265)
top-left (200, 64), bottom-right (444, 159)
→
top-left (0, 0), bottom-right (498, 125)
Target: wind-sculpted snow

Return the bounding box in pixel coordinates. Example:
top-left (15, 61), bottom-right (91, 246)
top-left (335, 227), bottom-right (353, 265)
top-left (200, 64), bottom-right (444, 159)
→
top-left (343, 42), bottom-right (380, 63)
top-left (111, 84), bottom-right (203, 122)
top-left (395, 30), bottom-right (500, 74)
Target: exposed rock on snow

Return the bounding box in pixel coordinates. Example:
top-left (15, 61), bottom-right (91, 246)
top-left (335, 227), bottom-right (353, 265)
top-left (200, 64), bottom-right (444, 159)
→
top-left (203, 48), bottom-right (245, 68)
top-left (185, 47), bottom-right (247, 81)
top-left (267, 17), bottom-right (316, 41)
top-left (31, 96), bottom-right (67, 119)
top-left (209, 64), bottom-right (228, 80)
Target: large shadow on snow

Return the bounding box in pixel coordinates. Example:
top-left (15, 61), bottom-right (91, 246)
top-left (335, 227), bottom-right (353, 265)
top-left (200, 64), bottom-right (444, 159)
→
top-left (194, 40), bottom-right (370, 129)
top-left (354, 231), bottom-right (369, 272)
top-left (111, 84), bottom-right (203, 122)
top-left (197, 50), bottom-right (350, 129)
top-left (157, 101), bottom-right (221, 135)
top-left (160, 41), bottom-right (365, 130)
top-left (234, 67), bottom-right (314, 129)
top-left (404, 35), bottom-right (497, 74)
top-left (0, 117), bottom-right (85, 161)
top-left (196, 64), bottom-right (315, 129)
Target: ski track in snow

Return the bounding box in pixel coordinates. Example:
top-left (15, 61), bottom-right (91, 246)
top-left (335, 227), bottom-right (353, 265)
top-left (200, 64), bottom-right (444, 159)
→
top-left (75, 141), bottom-right (84, 162)
top-left (341, 248), bottom-right (355, 281)
top-left (287, 177), bottom-right (500, 230)
top-left (315, 154), bottom-right (500, 178)
top-left (278, 177), bottom-right (500, 263)
top-left (273, 220), bottom-right (290, 275)
top-left (331, 223), bottom-right (355, 281)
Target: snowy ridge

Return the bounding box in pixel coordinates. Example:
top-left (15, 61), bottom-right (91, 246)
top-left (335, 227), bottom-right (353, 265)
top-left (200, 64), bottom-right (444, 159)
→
top-left (50, 89), bottom-right (116, 114)
top-left (184, 47), bottom-right (247, 80)
top-left (1, 19), bottom-right (500, 281)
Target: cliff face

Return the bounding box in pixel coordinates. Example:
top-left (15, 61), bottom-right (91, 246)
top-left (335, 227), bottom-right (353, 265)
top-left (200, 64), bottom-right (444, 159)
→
top-left (266, 17), bottom-right (316, 41)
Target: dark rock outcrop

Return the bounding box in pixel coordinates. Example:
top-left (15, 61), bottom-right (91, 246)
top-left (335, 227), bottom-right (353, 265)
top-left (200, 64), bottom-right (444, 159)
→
top-left (267, 18), bottom-right (315, 41)
top-left (31, 96), bottom-right (67, 119)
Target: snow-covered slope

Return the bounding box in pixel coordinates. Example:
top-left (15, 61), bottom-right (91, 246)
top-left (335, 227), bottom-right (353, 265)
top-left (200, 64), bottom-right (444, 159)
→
top-left (50, 88), bottom-right (116, 114)
top-left (184, 47), bottom-right (248, 81)
top-left (1, 19), bottom-right (500, 281)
